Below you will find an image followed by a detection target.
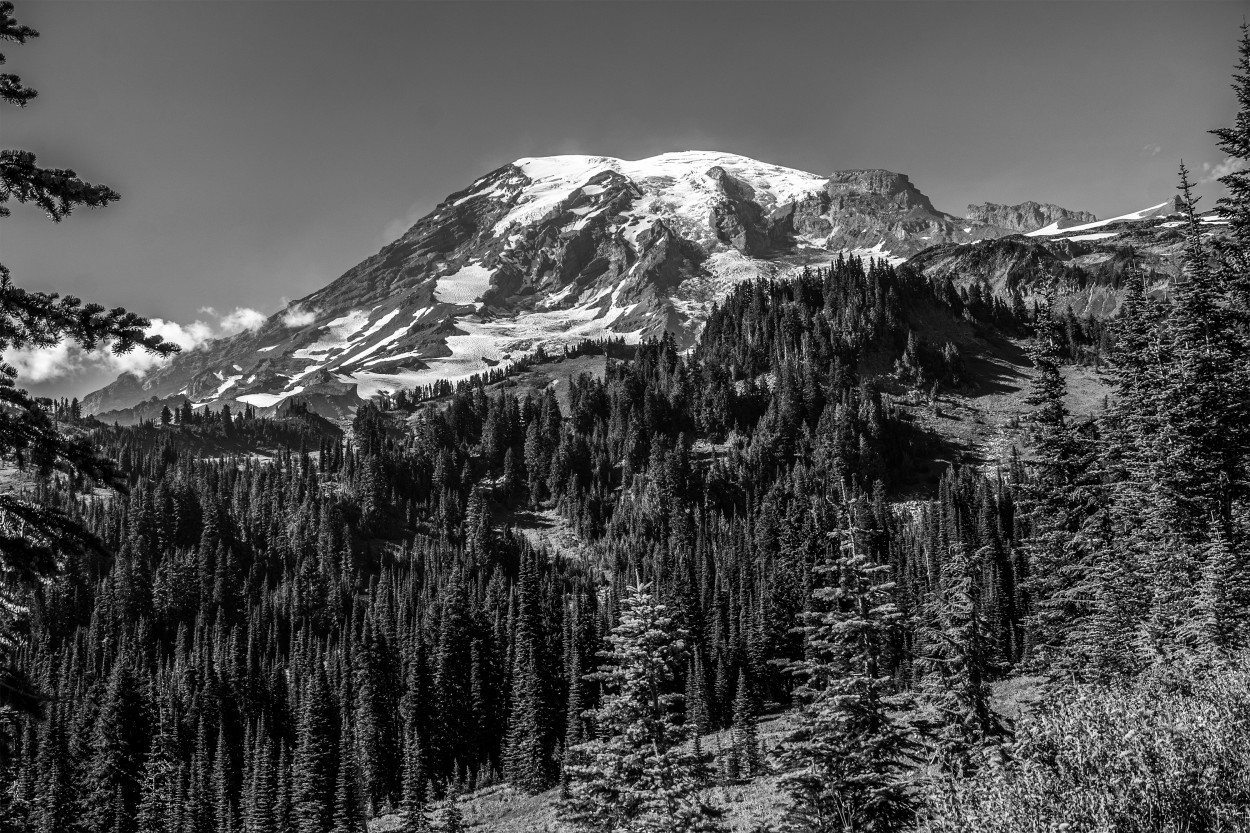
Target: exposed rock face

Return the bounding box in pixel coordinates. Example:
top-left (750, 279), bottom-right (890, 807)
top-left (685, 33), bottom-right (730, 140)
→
top-left (773, 169), bottom-right (993, 258)
top-left (905, 205), bottom-right (1229, 316)
top-left (827, 169), bottom-right (937, 213)
top-left (966, 201), bottom-right (1097, 233)
top-left (81, 150), bottom-right (1180, 422)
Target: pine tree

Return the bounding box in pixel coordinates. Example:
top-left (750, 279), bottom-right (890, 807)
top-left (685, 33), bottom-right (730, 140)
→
top-left (559, 581), bottom-right (724, 833)
top-left (293, 666), bottom-right (336, 833)
top-left (81, 659), bottom-right (149, 833)
top-left (434, 574), bottom-right (474, 782)
top-left (1212, 23), bottom-right (1250, 249)
top-left (1019, 306), bottom-right (1102, 669)
top-left (917, 544), bottom-right (1006, 776)
top-left (31, 711), bottom-right (73, 833)
top-left (779, 525), bottom-right (919, 833)
top-left (400, 731), bottom-right (431, 833)
top-left (1180, 524), bottom-right (1249, 664)
top-left (0, 0), bottom-right (177, 729)
top-left (214, 727), bottom-right (238, 833)
top-left (330, 700), bottom-right (366, 833)
top-left (1158, 164), bottom-right (1249, 538)
top-left (440, 782), bottom-right (465, 833)
top-left (242, 732), bottom-right (276, 833)
top-left (730, 673), bottom-right (761, 779)
top-left (503, 553), bottom-right (554, 792)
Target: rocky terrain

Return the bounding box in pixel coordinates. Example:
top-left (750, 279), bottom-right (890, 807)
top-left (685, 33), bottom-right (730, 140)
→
top-left (82, 151), bottom-right (1197, 422)
top-left (966, 200), bottom-right (1096, 233)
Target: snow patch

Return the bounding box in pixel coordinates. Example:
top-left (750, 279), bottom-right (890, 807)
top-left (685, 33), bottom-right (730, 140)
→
top-left (237, 388), bottom-right (306, 408)
top-left (1063, 232), bottom-right (1119, 242)
top-left (434, 262), bottom-right (494, 306)
top-left (292, 309), bottom-right (372, 359)
top-left (1027, 201), bottom-right (1172, 237)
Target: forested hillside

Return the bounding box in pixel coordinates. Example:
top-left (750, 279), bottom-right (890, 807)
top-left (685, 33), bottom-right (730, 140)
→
top-left (2, 12), bottom-right (1249, 833)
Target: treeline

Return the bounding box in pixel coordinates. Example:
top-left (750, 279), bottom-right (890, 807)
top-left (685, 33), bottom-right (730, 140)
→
top-left (382, 336), bottom-right (636, 410)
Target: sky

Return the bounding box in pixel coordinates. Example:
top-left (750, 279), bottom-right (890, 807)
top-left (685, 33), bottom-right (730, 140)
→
top-left (0, 0), bottom-right (1245, 397)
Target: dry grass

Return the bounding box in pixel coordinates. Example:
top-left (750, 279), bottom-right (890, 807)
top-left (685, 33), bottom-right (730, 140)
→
top-left (368, 714), bottom-right (798, 832)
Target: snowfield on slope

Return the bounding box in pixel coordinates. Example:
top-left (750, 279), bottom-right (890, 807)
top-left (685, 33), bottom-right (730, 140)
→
top-left (1027, 201), bottom-right (1173, 237)
top-left (494, 152), bottom-right (829, 241)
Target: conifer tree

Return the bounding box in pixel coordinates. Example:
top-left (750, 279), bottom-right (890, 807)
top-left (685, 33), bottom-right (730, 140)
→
top-left (779, 525), bottom-right (919, 833)
top-left (293, 666), bottom-right (336, 833)
top-left (559, 581), bottom-right (724, 833)
top-left (1212, 23), bottom-right (1250, 250)
top-left (440, 782), bottom-right (466, 833)
top-left (31, 712), bottom-right (72, 833)
top-left (1180, 524), bottom-right (1249, 664)
top-left (330, 699), bottom-right (366, 833)
top-left (0, 0), bottom-right (177, 727)
top-left (434, 574), bottom-right (474, 783)
top-left (503, 552), bottom-right (554, 792)
top-left (730, 674), bottom-right (761, 779)
top-left (684, 651), bottom-right (710, 751)
top-left (400, 731), bottom-right (431, 833)
top-left (917, 544), bottom-right (1006, 776)
top-left (242, 732), bottom-right (276, 833)
top-left (214, 727), bottom-right (238, 833)
top-left (81, 658), bottom-right (149, 833)
top-left (1019, 306), bottom-right (1102, 669)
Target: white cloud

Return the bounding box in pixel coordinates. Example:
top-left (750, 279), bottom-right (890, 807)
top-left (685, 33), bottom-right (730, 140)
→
top-left (1201, 156), bottom-right (1249, 184)
top-left (203, 306), bottom-right (267, 335)
top-left (280, 304), bottom-right (320, 328)
top-left (1141, 144), bottom-right (1162, 157)
top-left (3, 307), bottom-right (268, 385)
top-left (6, 341), bottom-right (84, 383)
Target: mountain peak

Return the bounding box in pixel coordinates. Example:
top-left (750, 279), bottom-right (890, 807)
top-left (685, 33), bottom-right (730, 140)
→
top-left (81, 150), bottom-right (1160, 423)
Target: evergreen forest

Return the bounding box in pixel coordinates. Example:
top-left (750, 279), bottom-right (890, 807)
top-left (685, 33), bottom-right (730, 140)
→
top-left (3, 7), bottom-right (1250, 833)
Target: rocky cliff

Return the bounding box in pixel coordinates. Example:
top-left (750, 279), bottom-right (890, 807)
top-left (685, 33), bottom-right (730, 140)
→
top-left (966, 201), bottom-right (1097, 233)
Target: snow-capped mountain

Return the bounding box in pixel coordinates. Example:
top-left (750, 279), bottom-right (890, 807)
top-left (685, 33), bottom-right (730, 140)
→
top-left (82, 151), bottom-right (1104, 421)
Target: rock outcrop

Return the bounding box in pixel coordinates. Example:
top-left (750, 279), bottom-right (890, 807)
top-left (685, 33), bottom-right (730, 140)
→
top-left (966, 201), bottom-right (1097, 233)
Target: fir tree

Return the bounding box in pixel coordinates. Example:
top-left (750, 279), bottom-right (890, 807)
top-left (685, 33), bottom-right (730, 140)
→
top-left (0, 0), bottom-right (177, 729)
top-left (440, 782), bottom-right (465, 833)
top-left (293, 666), bottom-right (336, 833)
top-left (1020, 306), bottom-right (1102, 670)
top-left (917, 544), bottom-right (1007, 776)
top-left (1180, 524), bottom-right (1249, 664)
top-left (330, 700), bottom-right (366, 833)
top-left (1212, 23), bottom-right (1250, 249)
top-left (400, 731), bottom-right (431, 833)
top-left (559, 581), bottom-right (724, 833)
top-left (83, 658), bottom-right (149, 833)
top-left (730, 674), bottom-right (761, 779)
top-left (779, 525), bottom-right (919, 833)
top-left (503, 552), bottom-right (554, 792)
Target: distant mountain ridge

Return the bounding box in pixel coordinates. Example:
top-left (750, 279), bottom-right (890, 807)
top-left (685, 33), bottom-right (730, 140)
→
top-left (82, 151), bottom-right (1168, 422)
top-left (966, 201), bottom-right (1097, 233)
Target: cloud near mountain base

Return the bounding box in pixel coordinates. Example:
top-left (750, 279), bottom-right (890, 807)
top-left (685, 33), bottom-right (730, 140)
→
top-left (3, 306), bottom-right (267, 385)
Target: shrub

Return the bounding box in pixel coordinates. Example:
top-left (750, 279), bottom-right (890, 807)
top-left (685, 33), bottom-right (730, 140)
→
top-left (919, 664), bottom-right (1250, 832)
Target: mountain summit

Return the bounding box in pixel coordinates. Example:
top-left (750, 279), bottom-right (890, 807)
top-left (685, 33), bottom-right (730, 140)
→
top-left (82, 151), bottom-right (1102, 420)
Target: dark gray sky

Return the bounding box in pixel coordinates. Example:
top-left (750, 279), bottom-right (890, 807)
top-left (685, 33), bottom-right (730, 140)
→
top-left (1, 0), bottom-right (1244, 396)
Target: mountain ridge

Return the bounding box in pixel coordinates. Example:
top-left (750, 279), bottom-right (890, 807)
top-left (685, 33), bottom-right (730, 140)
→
top-left (81, 151), bottom-right (1171, 422)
